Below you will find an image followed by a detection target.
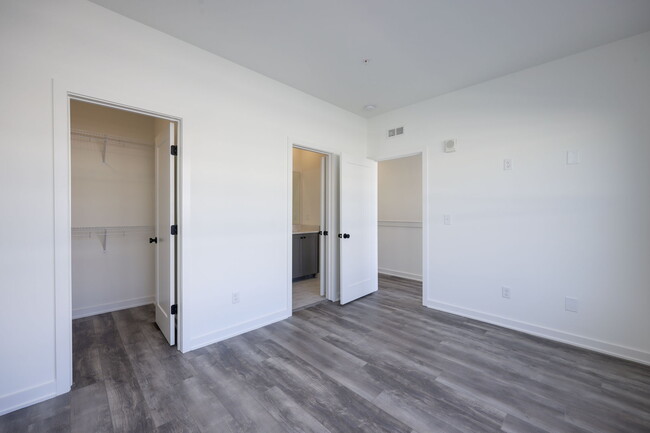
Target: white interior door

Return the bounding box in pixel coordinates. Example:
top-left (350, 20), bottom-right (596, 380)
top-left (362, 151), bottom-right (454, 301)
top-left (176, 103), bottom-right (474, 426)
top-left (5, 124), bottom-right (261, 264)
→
top-left (339, 154), bottom-right (378, 304)
top-left (155, 121), bottom-right (176, 345)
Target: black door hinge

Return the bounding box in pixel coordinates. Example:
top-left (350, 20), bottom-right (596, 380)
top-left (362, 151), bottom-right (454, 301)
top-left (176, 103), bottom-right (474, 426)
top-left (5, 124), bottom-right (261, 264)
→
top-left (171, 145), bottom-right (178, 156)
top-left (323, 231), bottom-right (328, 236)
top-left (171, 304), bottom-right (177, 315)
top-left (171, 225), bottom-right (178, 235)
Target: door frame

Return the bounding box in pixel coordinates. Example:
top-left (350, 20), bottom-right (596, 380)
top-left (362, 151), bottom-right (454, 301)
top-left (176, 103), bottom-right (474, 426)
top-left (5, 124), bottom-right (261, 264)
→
top-left (375, 151), bottom-right (429, 305)
top-left (288, 140), bottom-right (337, 310)
top-left (52, 81), bottom-right (186, 397)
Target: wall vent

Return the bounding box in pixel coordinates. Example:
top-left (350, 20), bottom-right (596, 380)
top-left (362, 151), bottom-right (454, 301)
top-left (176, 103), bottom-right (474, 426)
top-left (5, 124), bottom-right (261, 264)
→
top-left (387, 126), bottom-right (405, 138)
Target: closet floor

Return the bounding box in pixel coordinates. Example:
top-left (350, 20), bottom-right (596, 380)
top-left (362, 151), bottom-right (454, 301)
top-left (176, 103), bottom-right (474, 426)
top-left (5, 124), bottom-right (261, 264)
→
top-left (1, 275), bottom-right (649, 432)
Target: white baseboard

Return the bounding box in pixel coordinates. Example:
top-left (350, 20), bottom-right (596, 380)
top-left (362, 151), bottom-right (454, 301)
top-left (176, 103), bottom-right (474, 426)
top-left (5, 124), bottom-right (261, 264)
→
top-left (0, 380), bottom-right (57, 416)
top-left (379, 268), bottom-right (422, 282)
top-left (72, 295), bottom-right (154, 319)
top-left (425, 299), bottom-right (650, 366)
top-left (187, 309), bottom-right (290, 352)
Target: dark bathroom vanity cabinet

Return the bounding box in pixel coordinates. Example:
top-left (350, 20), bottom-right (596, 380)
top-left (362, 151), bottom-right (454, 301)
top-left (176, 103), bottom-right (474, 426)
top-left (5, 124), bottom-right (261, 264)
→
top-left (292, 232), bottom-right (319, 279)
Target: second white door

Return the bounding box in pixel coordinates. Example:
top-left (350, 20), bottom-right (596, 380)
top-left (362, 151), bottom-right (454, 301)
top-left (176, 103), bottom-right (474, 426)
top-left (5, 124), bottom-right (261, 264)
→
top-left (339, 154), bottom-right (378, 304)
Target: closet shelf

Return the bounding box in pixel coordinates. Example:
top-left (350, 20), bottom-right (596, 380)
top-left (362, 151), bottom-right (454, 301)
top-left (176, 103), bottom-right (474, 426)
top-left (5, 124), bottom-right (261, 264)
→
top-left (72, 225), bottom-right (154, 234)
top-left (71, 129), bottom-right (154, 163)
top-left (72, 226), bottom-right (155, 252)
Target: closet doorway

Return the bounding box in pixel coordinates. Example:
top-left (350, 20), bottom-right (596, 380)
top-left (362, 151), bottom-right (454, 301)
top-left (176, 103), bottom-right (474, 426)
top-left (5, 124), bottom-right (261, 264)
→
top-left (70, 100), bottom-right (178, 346)
top-left (292, 147), bottom-right (329, 310)
top-left (377, 154), bottom-right (423, 283)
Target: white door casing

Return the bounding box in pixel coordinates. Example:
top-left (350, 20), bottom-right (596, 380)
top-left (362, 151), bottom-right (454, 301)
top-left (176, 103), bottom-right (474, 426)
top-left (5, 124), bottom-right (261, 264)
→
top-left (319, 155), bottom-right (327, 297)
top-left (339, 154), bottom-right (378, 304)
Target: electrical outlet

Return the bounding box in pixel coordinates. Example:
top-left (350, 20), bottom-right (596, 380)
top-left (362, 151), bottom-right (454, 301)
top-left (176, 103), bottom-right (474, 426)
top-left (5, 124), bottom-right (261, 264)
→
top-left (502, 287), bottom-right (511, 299)
top-left (565, 297), bottom-right (578, 313)
top-left (232, 292), bottom-right (240, 304)
top-left (503, 158), bottom-right (513, 171)
top-left (443, 214), bottom-right (452, 225)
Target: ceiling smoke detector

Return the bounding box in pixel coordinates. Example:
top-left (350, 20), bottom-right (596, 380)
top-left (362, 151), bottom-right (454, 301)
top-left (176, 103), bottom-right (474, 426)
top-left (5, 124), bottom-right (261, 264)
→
top-left (363, 104), bottom-right (376, 111)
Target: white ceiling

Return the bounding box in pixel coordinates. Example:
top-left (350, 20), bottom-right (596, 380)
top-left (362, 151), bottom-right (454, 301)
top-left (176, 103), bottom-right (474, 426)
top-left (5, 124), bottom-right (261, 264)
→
top-left (89, 0), bottom-right (650, 117)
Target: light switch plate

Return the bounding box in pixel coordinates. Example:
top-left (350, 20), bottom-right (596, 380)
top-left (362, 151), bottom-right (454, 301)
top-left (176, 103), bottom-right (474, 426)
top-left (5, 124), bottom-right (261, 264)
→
top-left (503, 158), bottom-right (513, 171)
top-left (565, 297), bottom-right (578, 313)
top-left (567, 151), bottom-right (580, 165)
top-left (443, 214), bottom-right (452, 225)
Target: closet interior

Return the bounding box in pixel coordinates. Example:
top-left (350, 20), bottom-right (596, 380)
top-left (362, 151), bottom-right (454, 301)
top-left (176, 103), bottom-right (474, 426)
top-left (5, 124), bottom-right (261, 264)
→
top-left (70, 101), bottom-right (158, 320)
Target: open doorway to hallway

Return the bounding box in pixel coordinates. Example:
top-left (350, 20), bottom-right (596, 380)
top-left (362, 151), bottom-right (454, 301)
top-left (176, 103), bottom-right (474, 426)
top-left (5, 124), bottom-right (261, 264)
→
top-left (378, 154), bottom-right (423, 282)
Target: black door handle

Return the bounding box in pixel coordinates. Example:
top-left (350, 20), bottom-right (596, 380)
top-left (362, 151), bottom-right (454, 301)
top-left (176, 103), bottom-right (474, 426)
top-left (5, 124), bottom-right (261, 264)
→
top-left (149, 237), bottom-right (158, 244)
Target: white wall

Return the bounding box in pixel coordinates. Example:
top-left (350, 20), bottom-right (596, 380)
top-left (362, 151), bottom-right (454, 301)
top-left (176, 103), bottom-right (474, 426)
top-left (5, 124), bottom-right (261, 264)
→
top-left (378, 155), bottom-right (422, 280)
top-left (71, 101), bottom-right (156, 318)
top-left (293, 148), bottom-right (324, 227)
top-left (369, 32), bottom-right (650, 364)
top-left (0, 0), bottom-right (367, 415)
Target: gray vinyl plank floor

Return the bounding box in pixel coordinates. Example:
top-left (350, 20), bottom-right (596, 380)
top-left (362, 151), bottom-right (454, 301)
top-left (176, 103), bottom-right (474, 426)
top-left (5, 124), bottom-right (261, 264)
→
top-left (1, 274), bottom-right (649, 432)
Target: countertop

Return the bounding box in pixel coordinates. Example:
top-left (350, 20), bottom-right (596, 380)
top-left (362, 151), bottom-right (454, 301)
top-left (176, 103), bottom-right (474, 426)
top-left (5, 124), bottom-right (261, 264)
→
top-left (293, 225), bottom-right (320, 234)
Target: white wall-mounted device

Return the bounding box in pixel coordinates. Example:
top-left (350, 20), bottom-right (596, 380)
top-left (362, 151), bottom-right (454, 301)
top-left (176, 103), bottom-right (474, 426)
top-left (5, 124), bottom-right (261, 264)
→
top-left (443, 139), bottom-right (456, 153)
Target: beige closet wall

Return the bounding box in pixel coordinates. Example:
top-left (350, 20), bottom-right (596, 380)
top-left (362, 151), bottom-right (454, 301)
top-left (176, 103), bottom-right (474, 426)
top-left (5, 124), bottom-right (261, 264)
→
top-left (70, 101), bottom-right (156, 143)
top-left (70, 101), bottom-right (156, 318)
